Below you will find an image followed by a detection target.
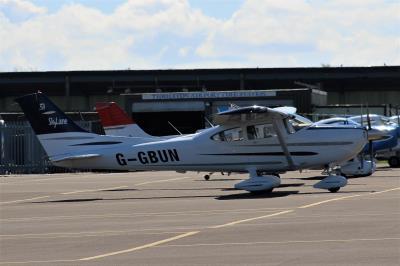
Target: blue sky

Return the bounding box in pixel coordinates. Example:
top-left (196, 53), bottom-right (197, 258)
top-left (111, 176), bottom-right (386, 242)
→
top-left (0, 0), bottom-right (399, 71)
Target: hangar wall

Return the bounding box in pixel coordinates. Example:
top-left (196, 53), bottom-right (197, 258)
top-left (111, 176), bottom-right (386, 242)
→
top-left (329, 90), bottom-right (400, 105)
top-left (1, 66), bottom-right (399, 114)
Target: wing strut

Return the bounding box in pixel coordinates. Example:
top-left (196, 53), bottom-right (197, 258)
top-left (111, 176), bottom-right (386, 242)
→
top-left (272, 118), bottom-right (296, 170)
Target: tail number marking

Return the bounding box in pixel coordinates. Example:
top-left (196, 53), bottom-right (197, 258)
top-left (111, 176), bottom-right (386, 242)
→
top-left (138, 149), bottom-right (180, 164)
top-left (115, 149), bottom-right (180, 166)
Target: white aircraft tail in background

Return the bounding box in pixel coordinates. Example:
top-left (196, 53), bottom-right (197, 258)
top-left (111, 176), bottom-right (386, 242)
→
top-left (95, 102), bottom-right (153, 138)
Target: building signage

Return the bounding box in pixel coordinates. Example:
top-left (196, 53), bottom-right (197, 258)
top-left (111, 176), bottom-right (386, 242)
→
top-left (142, 90), bottom-right (276, 100)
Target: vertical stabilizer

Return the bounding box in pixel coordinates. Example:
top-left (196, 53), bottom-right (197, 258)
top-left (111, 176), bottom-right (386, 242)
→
top-left (15, 92), bottom-right (87, 135)
top-left (95, 102), bottom-right (152, 138)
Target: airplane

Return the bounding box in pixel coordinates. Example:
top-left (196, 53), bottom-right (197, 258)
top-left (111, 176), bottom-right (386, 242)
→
top-left (16, 92), bottom-right (370, 193)
top-left (94, 102), bottom-right (312, 180)
top-left (347, 114), bottom-right (400, 168)
top-left (389, 115), bottom-right (399, 125)
top-left (314, 115), bottom-right (399, 174)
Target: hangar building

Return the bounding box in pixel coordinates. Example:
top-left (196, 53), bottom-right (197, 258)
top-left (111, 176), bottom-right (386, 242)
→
top-left (0, 65), bottom-right (399, 134)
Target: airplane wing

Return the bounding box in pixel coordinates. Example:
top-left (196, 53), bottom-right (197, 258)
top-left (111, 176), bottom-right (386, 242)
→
top-left (214, 105), bottom-right (292, 126)
top-left (51, 153), bottom-right (101, 163)
top-left (273, 106), bottom-right (297, 114)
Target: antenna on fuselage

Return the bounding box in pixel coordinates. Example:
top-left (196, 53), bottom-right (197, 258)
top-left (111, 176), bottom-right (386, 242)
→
top-left (204, 116), bottom-right (214, 128)
top-left (167, 121), bottom-right (182, 135)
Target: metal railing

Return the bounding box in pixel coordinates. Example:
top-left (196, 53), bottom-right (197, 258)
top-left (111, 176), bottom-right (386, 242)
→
top-left (0, 121), bottom-right (92, 174)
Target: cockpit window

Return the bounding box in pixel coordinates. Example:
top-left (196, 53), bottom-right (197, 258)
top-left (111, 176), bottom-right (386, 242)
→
top-left (284, 118), bottom-right (296, 134)
top-left (212, 127), bottom-right (243, 141)
top-left (287, 118), bottom-right (307, 132)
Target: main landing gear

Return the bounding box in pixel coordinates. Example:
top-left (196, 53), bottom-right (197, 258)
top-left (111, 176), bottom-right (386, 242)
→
top-left (204, 174), bottom-right (211, 181)
top-left (234, 169), bottom-right (281, 193)
top-left (315, 166), bottom-right (348, 193)
top-left (204, 172), bottom-right (230, 181)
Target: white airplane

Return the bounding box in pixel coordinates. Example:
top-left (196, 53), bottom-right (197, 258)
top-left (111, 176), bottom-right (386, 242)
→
top-left (16, 92), bottom-right (370, 193)
top-left (94, 102), bottom-right (312, 180)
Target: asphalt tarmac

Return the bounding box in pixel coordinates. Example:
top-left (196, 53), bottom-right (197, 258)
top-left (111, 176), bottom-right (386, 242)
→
top-left (0, 167), bottom-right (399, 265)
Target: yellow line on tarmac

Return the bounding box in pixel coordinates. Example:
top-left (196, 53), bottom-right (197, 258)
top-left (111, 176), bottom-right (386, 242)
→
top-left (370, 187), bottom-right (400, 195)
top-left (79, 231), bottom-right (199, 261)
top-left (0, 259), bottom-right (78, 265)
top-left (0, 196), bottom-right (50, 205)
top-left (210, 210), bottom-right (294, 229)
top-left (298, 194), bottom-right (362, 209)
top-left (61, 185), bottom-right (128, 195)
top-left (135, 176), bottom-right (191, 186)
top-left (162, 237), bottom-right (400, 248)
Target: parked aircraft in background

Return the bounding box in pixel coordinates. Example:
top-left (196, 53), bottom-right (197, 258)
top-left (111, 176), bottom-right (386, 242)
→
top-left (95, 102), bottom-right (179, 139)
top-left (16, 92), bottom-right (372, 193)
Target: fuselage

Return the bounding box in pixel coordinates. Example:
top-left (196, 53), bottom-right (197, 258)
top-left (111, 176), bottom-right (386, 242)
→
top-left (48, 121), bottom-right (367, 173)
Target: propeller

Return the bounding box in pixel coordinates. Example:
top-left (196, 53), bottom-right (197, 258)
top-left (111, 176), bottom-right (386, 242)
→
top-left (366, 105), bottom-right (374, 167)
top-left (360, 104), bottom-right (365, 170)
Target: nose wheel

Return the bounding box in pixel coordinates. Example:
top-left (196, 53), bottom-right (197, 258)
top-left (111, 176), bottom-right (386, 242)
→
top-left (204, 174), bottom-right (211, 181)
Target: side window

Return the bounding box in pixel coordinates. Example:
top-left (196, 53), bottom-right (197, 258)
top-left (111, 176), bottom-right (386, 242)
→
top-left (212, 127), bottom-right (243, 142)
top-left (247, 123), bottom-right (276, 139)
top-left (247, 126), bottom-right (257, 140)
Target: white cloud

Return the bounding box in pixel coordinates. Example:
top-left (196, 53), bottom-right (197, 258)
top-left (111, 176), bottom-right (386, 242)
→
top-left (0, 0), bottom-right (398, 71)
top-left (0, 0), bottom-right (220, 70)
top-left (0, 0), bottom-right (46, 22)
top-left (195, 0), bottom-right (400, 66)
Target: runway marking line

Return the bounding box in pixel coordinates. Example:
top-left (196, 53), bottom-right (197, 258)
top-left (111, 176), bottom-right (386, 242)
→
top-left (0, 207), bottom-right (288, 222)
top-left (0, 259), bottom-right (78, 265)
top-left (210, 210), bottom-right (294, 229)
top-left (79, 231), bottom-right (199, 261)
top-left (161, 237), bottom-right (400, 248)
top-left (370, 186), bottom-right (400, 195)
top-left (0, 230), bottom-right (187, 240)
top-left (0, 196), bottom-right (50, 205)
top-left (134, 176), bottom-right (191, 186)
top-left (298, 194), bottom-right (363, 209)
top-left (0, 175), bottom-right (97, 184)
top-left (61, 185), bottom-right (128, 195)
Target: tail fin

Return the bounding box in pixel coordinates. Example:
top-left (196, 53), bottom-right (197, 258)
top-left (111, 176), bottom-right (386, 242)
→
top-left (15, 92), bottom-right (101, 161)
top-left (95, 102), bottom-right (152, 138)
top-left (15, 92), bottom-right (87, 135)
top-left (95, 102), bottom-right (134, 127)
top-left (15, 93), bottom-right (150, 169)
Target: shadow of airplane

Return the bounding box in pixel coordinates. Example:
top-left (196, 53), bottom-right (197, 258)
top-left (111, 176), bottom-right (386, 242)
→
top-left (216, 190), bottom-right (300, 200)
top-left (30, 187), bottom-right (376, 204)
top-left (194, 178), bottom-right (242, 182)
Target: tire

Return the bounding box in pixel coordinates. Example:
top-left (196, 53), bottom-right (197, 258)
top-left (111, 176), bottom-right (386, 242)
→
top-left (388, 157), bottom-right (400, 168)
top-left (250, 188), bottom-right (273, 194)
top-left (328, 187), bottom-right (340, 193)
top-left (204, 174), bottom-right (210, 181)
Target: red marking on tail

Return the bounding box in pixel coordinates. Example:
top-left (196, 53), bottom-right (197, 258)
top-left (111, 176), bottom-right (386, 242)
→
top-left (95, 102), bottom-right (134, 127)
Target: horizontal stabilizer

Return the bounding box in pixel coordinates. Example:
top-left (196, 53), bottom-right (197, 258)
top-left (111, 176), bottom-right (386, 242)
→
top-left (51, 153), bottom-right (101, 163)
